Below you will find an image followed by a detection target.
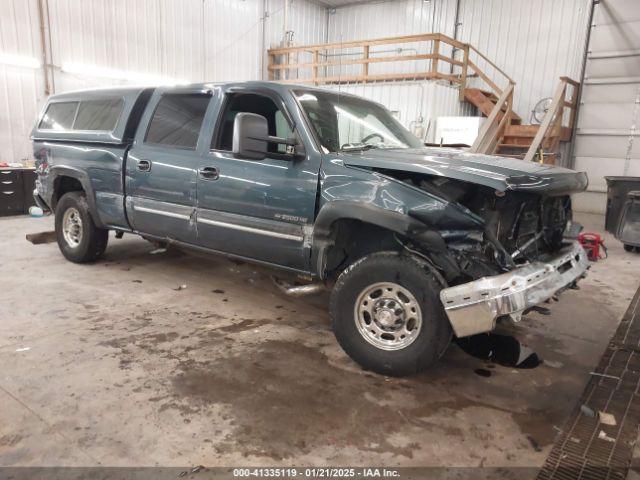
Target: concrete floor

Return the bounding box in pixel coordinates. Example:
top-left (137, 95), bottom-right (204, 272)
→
top-left (0, 212), bottom-right (639, 468)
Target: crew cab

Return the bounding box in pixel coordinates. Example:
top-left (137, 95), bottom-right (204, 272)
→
top-left (31, 81), bottom-right (590, 376)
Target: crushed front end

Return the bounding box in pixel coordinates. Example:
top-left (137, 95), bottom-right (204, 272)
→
top-left (387, 171), bottom-right (590, 337)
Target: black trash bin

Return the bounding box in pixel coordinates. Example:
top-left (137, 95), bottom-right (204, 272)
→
top-left (605, 176), bottom-right (640, 250)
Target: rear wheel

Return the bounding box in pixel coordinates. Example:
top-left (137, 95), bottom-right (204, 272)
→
top-left (55, 192), bottom-right (108, 263)
top-left (624, 244), bottom-right (639, 253)
top-left (330, 252), bottom-right (452, 376)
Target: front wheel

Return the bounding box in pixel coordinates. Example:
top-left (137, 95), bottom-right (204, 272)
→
top-left (55, 192), bottom-right (109, 263)
top-left (330, 252), bottom-right (452, 376)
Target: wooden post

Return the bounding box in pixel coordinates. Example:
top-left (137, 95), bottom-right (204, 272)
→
top-left (363, 45), bottom-right (370, 80)
top-left (459, 44), bottom-right (469, 101)
top-left (550, 92), bottom-right (565, 158)
top-left (313, 50), bottom-right (319, 85)
top-left (268, 53), bottom-right (276, 81)
top-left (524, 81), bottom-right (566, 162)
top-left (470, 84), bottom-right (514, 153)
top-left (567, 81), bottom-right (580, 132)
top-left (432, 39), bottom-right (440, 75)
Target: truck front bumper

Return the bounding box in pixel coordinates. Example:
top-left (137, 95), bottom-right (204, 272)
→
top-left (439, 241), bottom-right (590, 337)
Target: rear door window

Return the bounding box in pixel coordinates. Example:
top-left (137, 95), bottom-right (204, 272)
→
top-left (39, 101), bottom-right (78, 130)
top-left (145, 93), bottom-right (210, 149)
top-left (73, 98), bottom-right (123, 131)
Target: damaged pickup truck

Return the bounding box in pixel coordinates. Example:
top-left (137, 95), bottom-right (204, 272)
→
top-left (31, 82), bottom-right (590, 376)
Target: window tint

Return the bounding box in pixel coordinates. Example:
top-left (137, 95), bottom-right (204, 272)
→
top-left (39, 102), bottom-right (78, 130)
top-left (145, 93), bottom-right (210, 149)
top-left (73, 98), bottom-right (123, 131)
top-left (214, 93), bottom-right (293, 154)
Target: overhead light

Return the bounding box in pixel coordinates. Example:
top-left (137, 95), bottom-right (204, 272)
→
top-left (61, 62), bottom-right (189, 86)
top-left (0, 53), bottom-right (41, 69)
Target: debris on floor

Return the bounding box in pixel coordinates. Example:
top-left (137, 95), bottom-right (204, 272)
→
top-left (25, 231), bottom-right (56, 244)
top-left (149, 247), bottom-right (167, 255)
top-left (456, 333), bottom-right (542, 369)
top-left (599, 411), bottom-right (617, 426)
top-left (543, 359), bottom-right (564, 369)
top-left (580, 404), bottom-right (595, 418)
top-left (174, 284), bottom-right (187, 291)
top-left (598, 430), bottom-right (616, 443)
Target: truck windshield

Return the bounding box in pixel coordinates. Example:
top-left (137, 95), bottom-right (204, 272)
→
top-left (294, 90), bottom-right (423, 153)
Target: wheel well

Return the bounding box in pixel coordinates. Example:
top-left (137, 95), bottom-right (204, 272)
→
top-left (53, 176), bottom-right (84, 209)
top-left (323, 219), bottom-right (401, 280)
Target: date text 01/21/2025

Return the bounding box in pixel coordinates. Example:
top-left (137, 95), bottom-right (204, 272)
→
top-left (232, 467), bottom-right (400, 477)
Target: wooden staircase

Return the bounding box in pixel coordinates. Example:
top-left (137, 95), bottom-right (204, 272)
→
top-left (463, 88), bottom-right (522, 124)
top-left (267, 33), bottom-right (580, 165)
top-left (465, 78), bottom-right (580, 165)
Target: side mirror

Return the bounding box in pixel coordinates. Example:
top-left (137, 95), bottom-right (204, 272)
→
top-left (232, 112), bottom-right (302, 160)
top-left (233, 112), bottom-right (269, 160)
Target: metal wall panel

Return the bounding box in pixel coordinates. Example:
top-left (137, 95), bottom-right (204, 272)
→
top-left (325, 0), bottom-right (457, 79)
top-left (572, 0), bottom-right (640, 214)
top-left (266, 0), bottom-right (328, 48)
top-left (324, 0), bottom-right (591, 124)
top-left (0, 0), bottom-right (595, 168)
top-left (0, 0), bottom-right (327, 163)
top-left (321, 0), bottom-right (468, 135)
top-left (453, 0), bottom-right (590, 121)
top-left (0, 0), bottom-right (44, 165)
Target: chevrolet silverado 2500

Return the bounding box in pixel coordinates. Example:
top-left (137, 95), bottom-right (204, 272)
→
top-left (31, 82), bottom-right (590, 376)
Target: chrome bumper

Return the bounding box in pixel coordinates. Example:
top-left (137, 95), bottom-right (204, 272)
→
top-left (439, 241), bottom-right (590, 337)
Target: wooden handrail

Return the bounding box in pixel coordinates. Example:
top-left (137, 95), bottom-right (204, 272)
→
top-left (268, 32), bottom-right (465, 55)
top-left (470, 83), bottom-right (514, 154)
top-left (267, 53), bottom-right (463, 71)
top-left (267, 32), bottom-right (513, 99)
top-left (523, 77), bottom-right (579, 162)
top-left (468, 45), bottom-right (514, 85)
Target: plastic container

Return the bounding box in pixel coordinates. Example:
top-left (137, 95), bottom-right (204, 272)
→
top-left (619, 191), bottom-right (640, 250)
top-left (28, 206), bottom-right (44, 217)
top-left (605, 176), bottom-right (640, 249)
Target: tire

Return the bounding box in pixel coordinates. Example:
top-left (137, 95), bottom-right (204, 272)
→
top-left (55, 191), bottom-right (109, 263)
top-left (330, 251), bottom-right (452, 376)
top-left (624, 244), bottom-right (638, 253)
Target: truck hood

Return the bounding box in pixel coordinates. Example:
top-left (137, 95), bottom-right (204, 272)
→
top-left (339, 147), bottom-right (588, 195)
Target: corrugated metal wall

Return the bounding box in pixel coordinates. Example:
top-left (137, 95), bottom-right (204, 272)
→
top-left (456, 0), bottom-right (591, 123)
top-left (326, 0), bottom-right (591, 124)
top-left (0, 0), bottom-right (591, 165)
top-left (0, 0), bottom-right (327, 164)
top-left (322, 0), bottom-right (470, 142)
top-left (0, 0), bottom-right (44, 165)
top-left (572, 0), bottom-right (640, 214)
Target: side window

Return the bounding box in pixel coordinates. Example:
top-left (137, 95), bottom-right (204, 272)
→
top-left (213, 93), bottom-right (294, 154)
top-left (145, 93), bottom-right (210, 149)
top-left (39, 101), bottom-right (78, 130)
top-left (73, 98), bottom-right (123, 131)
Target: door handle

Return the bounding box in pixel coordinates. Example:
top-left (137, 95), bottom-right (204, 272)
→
top-left (198, 166), bottom-right (219, 180)
top-left (137, 159), bottom-right (152, 172)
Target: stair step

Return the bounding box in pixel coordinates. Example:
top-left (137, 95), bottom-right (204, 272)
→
top-left (498, 143), bottom-right (530, 149)
top-left (463, 88), bottom-right (522, 124)
top-left (505, 125), bottom-right (540, 136)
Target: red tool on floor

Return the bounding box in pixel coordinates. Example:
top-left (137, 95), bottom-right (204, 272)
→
top-left (579, 232), bottom-right (607, 261)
